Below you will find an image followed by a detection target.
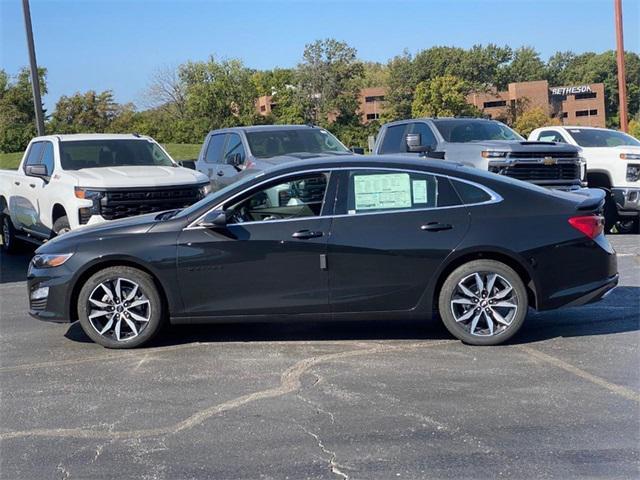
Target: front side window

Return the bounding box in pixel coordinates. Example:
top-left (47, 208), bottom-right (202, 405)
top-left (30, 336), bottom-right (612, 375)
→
top-left (245, 129), bottom-right (349, 159)
top-left (40, 142), bottom-right (55, 174)
top-left (205, 134), bottom-right (226, 163)
top-left (223, 134), bottom-right (246, 163)
top-left (24, 142), bottom-right (44, 168)
top-left (225, 173), bottom-right (329, 224)
top-left (537, 130), bottom-right (566, 143)
top-left (59, 140), bottom-right (174, 170)
top-left (378, 124), bottom-right (407, 154)
top-left (433, 120), bottom-right (523, 143)
top-left (409, 122), bottom-right (437, 149)
top-left (566, 128), bottom-right (640, 148)
top-left (346, 170), bottom-right (460, 214)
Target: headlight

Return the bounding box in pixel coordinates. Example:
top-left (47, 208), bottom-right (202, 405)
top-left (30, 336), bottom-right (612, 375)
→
top-left (627, 164), bottom-right (640, 182)
top-left (579, 157), bottom-right (587, 181)
top-left (620, 153), bottom-right (640, 161)
top-left (74, 187), bottom-right (104, 200)
top-left (481, 151), bottom-right (508, 159)
top-left (32, 253), bottom-right (74, 268)
top-left (198, 183), bottom-right (212, 198)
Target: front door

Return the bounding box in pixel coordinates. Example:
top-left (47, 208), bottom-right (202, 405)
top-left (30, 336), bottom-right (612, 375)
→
top-left (176, 171), bottom-right (334, 317)
top-left (328, 169), bottom-right (470, 313)
top-left (211, 133), bottom-right (247, 191)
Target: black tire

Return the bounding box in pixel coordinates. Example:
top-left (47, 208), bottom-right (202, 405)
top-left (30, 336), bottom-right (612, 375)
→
top-left (1, 214), bottom-right (22, 254)
top-left (615, 218), bottom-right (639, 235)
top-left (603, 193), bottom-right (618, 234)
top-left (52, 215), bottom-right (71, 236)
top-left (77, 266), bottom-right (164, 348)
top-left (438, 259), bottom-right (529, 346)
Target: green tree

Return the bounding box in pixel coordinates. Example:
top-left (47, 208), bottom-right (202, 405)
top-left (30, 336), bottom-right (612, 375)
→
top-left (411, 75), bottom-right (481, 118)
top-left (504, 47), bottom-right (547, 83)
top-left (513, 106), bottom-right (561, 137)
top-left (0, 67), bottom-right (47, 152)
top-left (252, 68), bottom-right (295, 97)
top-left (49, 90), bottom-right (124, 133)
top-left (179, 57), bottom-right (259, 141)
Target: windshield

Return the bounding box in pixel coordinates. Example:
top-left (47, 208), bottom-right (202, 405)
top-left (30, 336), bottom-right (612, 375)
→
top-left (246, 129), bottom-right (350, 158)
top-left (433, 120), bottom-right (524, 142)
top-left (59, 139), bottom-right (175, 170)
top-left (566, 128), bottom-right (640, 148)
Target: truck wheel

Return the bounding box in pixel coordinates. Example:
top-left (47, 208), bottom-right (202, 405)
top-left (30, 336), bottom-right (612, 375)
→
top-left (77, 266), bottom-right (165, 348)
top-left (603, 193), bottom-right (618, 234)
top-left (438, 260), bottom-right (528, 346)
top-left (616, 219), bottom-right (639, 235)
top-left (52, 216), bottom-right (71, 236)
top-left (1, 214), bottom-right (21, 254)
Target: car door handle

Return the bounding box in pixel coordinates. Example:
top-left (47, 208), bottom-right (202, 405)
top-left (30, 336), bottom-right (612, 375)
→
top-left (421, 222), bottom-right (452, 232)
top-left (292, 230), bottom-right (324, 239)
top-left (217, 170), bottom-right (224, 176)
top-left (29, 183), bottom-right (36, 188)
top-left (14, 181), bottom-right (20, 186)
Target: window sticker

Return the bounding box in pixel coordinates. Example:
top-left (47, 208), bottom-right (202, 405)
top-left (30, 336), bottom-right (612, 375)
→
top-left (412, 179), bottom-right (428, 204)
top-left (354, 173), bottom-right (411, 210)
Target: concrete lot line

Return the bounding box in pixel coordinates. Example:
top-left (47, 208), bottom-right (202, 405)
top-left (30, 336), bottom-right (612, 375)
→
top-left (0, 342), bottom-right (205, 373)
top-left (0, 340), bottom-right (452, 442)
top-left (518, 345), bottom-right (640, 404)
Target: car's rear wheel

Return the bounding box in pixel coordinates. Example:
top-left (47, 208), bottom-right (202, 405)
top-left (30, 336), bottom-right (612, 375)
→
top-left (78, 266), bottom-right (164, 348)
top-left (438, 260), bottom-right (528, 346)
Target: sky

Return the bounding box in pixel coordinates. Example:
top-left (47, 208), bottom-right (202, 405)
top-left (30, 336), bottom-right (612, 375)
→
top-left (1, 0), bottom-right (639, 111)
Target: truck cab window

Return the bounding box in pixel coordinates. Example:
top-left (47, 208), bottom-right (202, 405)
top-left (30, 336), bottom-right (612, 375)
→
top-left (40, 142), bottom-right (55, 174)
top-left (205, 134), bottom-right (226, 163)
top-left (378, 125), bottom-right (407, 154)
top-left (24, 142), bottom-right (44, 169)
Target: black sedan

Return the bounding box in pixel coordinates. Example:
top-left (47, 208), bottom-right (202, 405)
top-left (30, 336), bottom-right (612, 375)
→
top-left (27, 156), bottom-right (618, 348)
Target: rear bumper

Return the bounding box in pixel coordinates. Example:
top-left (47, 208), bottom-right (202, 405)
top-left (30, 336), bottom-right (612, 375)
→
top-left (544, 273), bottom-right (619, 309)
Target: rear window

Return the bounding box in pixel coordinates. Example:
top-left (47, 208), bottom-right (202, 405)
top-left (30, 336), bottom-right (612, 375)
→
top-left (59, 140), bottom-right (174, 170)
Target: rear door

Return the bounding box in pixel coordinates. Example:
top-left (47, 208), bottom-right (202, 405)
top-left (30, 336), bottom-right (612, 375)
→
top-left (328, 168), bottom-right (470, 313)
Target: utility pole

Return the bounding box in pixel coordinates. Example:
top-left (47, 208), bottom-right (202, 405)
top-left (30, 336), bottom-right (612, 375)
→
top-left (614, 0), bottom-right (628, 132)
top-left (22, 0), bottom-right (45, 136)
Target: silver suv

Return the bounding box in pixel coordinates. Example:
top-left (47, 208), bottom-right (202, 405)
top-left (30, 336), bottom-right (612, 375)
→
top-left (195, 125), bottom-right (352, 191)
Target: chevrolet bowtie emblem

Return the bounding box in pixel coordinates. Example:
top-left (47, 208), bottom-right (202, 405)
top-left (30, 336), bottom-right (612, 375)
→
top-left (543, 156), bottom-right (557, 165)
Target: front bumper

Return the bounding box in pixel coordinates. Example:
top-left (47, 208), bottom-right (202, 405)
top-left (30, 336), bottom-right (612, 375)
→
top-left (612, 187), bottom-right (640, 216)
top-left (27, 261), bottom-right (76, 323)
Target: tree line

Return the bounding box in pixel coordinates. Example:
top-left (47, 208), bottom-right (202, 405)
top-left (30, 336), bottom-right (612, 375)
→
top-left (1, 39), bottom-right (639, 153)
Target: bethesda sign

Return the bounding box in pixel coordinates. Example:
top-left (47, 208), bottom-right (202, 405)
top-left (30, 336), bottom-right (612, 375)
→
top-left (550, 85), bottom-right (593, 96)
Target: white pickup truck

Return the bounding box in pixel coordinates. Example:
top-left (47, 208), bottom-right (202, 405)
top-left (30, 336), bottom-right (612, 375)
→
top-left (529, 126), bottom-right (640, 234)
top-left (0, 133), bottom-right (211, 252)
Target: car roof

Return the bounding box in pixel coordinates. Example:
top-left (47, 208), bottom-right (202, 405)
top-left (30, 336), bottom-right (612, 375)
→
top-left (32, 133), bottom-right (155, 142)
top-left (382, 117), bottom-right (502, 127)
top-left (209, 124), bottom-right (325, 134)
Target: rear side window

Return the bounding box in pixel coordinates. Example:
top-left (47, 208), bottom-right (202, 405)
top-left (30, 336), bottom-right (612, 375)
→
top-left (378, 125), bottom-right (407, 154)
top-left (205, 134), bottom-right (226, 163)
top-left (24, 142), bottom-right (44, 168)
top-left (346, 170), bottom-right (460, 214)
top-left (450, 179), bottom-right (492, 204)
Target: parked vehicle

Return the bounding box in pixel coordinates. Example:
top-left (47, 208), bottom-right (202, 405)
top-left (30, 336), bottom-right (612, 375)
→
top-left (529, 126), bottom-right (640, 233)
top-left (195, 125), bottom-right (352, 190)
top-left (28, 156), bottom-right (617, 348)
top-left (0, 134), bottom-right (211, 252)
top-left (374, 118), bottom-right (585, 191)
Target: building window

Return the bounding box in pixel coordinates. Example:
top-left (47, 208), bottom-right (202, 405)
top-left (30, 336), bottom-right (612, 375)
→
top-left (562, 112), bottom-right (568, 118)
top-left (590, 109), bottom-right (598, 115)
top-left (260, 105), bottom-right (266, 112)
top-left (365, 96), bottom-right (385, 103)
top-left (366, 113), bottom-right (380, 120)
top-left (575, 92), bottom-right (597, 100)
top-left (483, 100), bottom-right (507, 108)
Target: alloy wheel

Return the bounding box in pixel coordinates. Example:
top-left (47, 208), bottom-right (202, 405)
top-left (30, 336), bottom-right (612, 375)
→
top-left (450, 271), bottom-right (519, 337)
top-left (87, 278), bottom-right (151, 342)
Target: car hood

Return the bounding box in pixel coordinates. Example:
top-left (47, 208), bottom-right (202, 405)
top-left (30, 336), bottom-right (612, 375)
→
top-left (458, 140), bottom-right (580, 153)
top-left (38, 212), bottom-right (161, 253)
top-left (259, 152), bottom-right (351, 165)
top-left (67, 165), bottom-right (209, 188)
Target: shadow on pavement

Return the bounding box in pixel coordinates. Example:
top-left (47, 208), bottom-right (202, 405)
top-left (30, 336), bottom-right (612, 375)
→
top-left (64, 287), bottom-right (640, 348)
top-left (0, 248), bottom-right (34, 284)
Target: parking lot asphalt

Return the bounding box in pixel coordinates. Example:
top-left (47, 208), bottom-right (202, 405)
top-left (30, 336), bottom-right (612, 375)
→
top-left (0, 236), bottom-right (638, 480)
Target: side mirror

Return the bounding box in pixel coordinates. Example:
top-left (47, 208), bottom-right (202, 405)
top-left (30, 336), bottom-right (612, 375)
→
top-left (179, 160), bottom-right (196, 170)
top-left (26, 164), bottom-right (48, 178)
top-left (199, 210), bottom-right (227, 228)
top-left (350, 147), bottom-right (365, 155)
top-left (226, 153), bottom-right (243, 168)
top-left (406, 133), bottom-right (431, 153)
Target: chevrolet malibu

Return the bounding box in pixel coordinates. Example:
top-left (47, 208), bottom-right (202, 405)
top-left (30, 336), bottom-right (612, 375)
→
top-left (27, 157), bottom-right (618, 348)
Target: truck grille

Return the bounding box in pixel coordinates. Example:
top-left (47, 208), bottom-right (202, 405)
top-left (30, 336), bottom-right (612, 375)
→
top-left (490, 163), bottom-right (580, 181)
top-left (100, 186), bottom-right (202, 220)
top-left (507, 151), bottom-right (579, 159)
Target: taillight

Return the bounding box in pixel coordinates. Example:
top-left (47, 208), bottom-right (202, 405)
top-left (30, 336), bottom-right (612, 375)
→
top-left (568, 215), bottom-right (604, 239)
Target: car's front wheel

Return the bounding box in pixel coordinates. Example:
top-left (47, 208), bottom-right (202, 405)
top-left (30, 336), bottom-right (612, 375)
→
top-left (438, 260), bottom-right (528, 346)
top-left (77, 266), bottom-right (164, 348)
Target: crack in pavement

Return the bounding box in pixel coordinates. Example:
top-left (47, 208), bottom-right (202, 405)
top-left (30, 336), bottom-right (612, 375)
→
top-left (0, 340), bottom-right (453, 441)
top-left (297, 422), bottom-right (349, 480)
